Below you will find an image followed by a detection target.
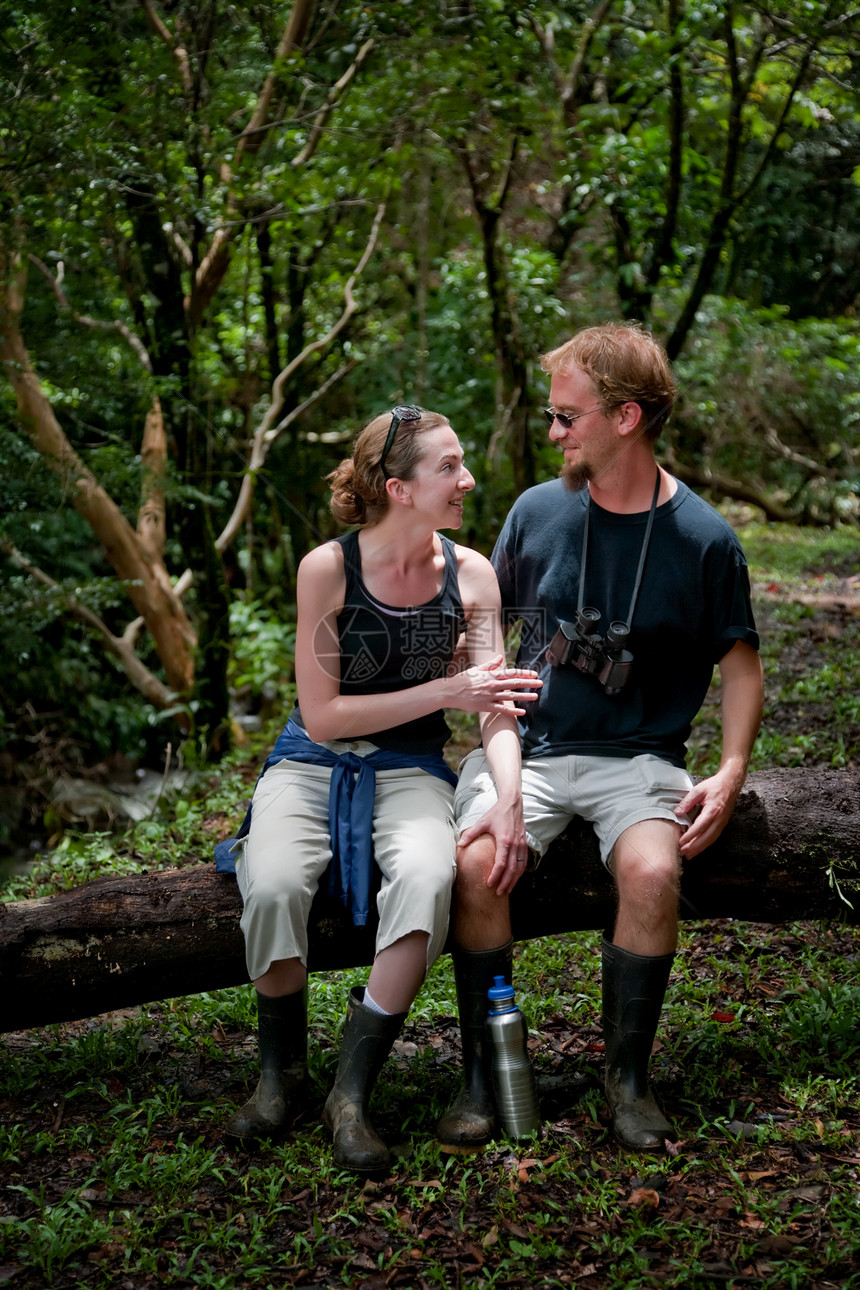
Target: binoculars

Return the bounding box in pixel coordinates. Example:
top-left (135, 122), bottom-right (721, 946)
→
top-left (546, 607), bottom-right (634, 695)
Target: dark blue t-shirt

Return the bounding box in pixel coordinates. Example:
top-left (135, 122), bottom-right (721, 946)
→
top-left (492, 478), bottom-right (759, 768)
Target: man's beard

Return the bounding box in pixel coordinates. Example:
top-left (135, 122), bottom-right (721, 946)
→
top-left (562, 460), bottom-right (591, 492)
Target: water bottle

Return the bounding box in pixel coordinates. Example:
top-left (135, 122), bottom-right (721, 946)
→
top-left (486, 975), bottom-right (541, 1138)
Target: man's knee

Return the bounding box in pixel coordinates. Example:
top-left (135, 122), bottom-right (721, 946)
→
top-left (613, 826), bottom-right (682, 911)
top-left (616, 850), bottom-right (680, 892)
top-left (451, 834), bottom-right (511, 949)
top-left (453, 834), bottom-right (496, 896)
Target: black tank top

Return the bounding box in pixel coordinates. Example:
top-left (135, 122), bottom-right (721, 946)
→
top-left (293, 530), bottom-right (467, 754)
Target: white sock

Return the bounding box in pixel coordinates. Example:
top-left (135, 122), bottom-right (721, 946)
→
top-left (362, 986), bottom-right (392, 1016)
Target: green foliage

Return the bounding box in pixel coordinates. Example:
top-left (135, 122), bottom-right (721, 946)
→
top-left (0, 743), bottom-right (258, 900)
top-left (674, 299), bottom-right (860, 524)
top-left (675, 520), bottom-right (860, 777)
top-left (739, 523), bottom-right (860, 581)
top-left (3, 13), bottom-right (859, 1279)
top-left (728, 116), bottom-right (860, 318)
top-left (227, 597), bottom-right (297, 705)
top-left (2, 0), bottom-right (859, 771)
top-left (777, 984), bottom-right (860, 1069)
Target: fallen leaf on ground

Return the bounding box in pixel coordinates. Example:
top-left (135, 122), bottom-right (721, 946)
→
top-left (627, 1188), bottom-right (660, 1209)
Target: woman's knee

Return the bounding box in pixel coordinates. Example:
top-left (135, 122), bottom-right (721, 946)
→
top-left (241, 867), bottom-right (309, 930)
top-left (386, 859), bottom-right (454, 913)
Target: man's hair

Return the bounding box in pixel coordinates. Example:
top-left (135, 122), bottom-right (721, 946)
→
top-left (541, 322), bottom-right (677, 441)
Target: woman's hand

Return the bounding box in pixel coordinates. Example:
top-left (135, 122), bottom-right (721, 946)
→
top-left (445, 655), bottom-right (542, 716)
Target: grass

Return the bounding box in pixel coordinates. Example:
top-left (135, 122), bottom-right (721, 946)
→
top-left (1, 520), bottom-right (859, 1288)
top-left (2, 925), bottom-right (858, 1287)
top-left (686, 520), bottom-right (860, 776)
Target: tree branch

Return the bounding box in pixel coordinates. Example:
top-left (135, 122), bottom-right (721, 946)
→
top-left (760, 422), bottom-right (836, 478)
top-left (190, 0), bottom-right (316, 325)
top-left (487, 381), bottom-right (523, 463)
top-left (666, 7), bottom-right (762, 359)
top-left (139, 0), bottom-right (193, 97)
top-left (645, 0), bottom-right (684, 292)
top-left (526, 0), bottom-right (614, 117)
top-left (264, 357), bottom-right (356, 444)
top-left (27, 254), bottom-right (152, 372)
top-left (211, 204), bottom-right (385, 557)
top-left (736, 40), bottom-right (816, 206)
top-left (0, 244), bottom-right (196, 697)
top-left (561, 0), bottom-right (615, 118)
top-left (291, 38), bottom-right (375, 167)
top-left (495, 134), bottom-right (520, 213)
top-left (663, 446), bottom-right (801, 523)
top-left (527, 3), bottom-right (614, 267)
top-left (526, 13), bottom-right (564, 99)
top-left (138, 396), bottom-right (167, 560)
top-left (235, 0), bottom-right (316, 165)
top-left (1, 538), bottom-right (178, 714)
top-left (213, 361), bottom-right (354, 559)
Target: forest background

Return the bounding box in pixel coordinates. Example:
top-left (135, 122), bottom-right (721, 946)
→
top-left (2, 0), bottom-right (859, 820)
top-left (2, 4), bottom-right (860, 1288)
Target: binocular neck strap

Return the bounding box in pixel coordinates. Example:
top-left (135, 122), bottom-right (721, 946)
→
top-left (577, 469), bottom-right (662, 627)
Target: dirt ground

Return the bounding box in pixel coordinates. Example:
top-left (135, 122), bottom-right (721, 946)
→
top-left (2, 916), bottom-right (859, 1290)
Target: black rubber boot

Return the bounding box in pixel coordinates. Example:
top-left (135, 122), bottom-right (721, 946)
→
top-left (322, 987), bottom-right (406, 1176)
top-left (224, 988), bottom-right (308, 1142)
top-left (435, 940), bottom-right (513, 1151)
top-left (601, 936), bottom-right (677, 1151)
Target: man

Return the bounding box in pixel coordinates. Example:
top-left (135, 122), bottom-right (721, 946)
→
top-left (437, 322), bottom-right (763, 1152)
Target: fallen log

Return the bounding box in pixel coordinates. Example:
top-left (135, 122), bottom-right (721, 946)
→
top-left (1, 767), bottom-right (857, 1034)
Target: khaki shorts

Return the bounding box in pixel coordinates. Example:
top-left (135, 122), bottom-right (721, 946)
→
top-left (454, 747), bottom-right (693, 867)
top-left (236, 740), bottom-right (457, 981)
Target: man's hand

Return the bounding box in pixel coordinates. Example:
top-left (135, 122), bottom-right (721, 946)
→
top-left (458, 797), bottom-right (529, 896)
top-left (679, 641), bottom-right (763, 859)
top-left (675, 763), bottom-right (746, 859)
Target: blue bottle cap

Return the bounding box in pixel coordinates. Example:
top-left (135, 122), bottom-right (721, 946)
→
top-left (487, 975), bottom-right (515, 1002)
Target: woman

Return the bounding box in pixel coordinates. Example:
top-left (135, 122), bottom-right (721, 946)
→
top-left (224, 405), bottom-right (539, 1174)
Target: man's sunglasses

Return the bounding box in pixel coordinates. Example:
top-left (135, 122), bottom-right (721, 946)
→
top-left (543, 406), bottom-right (605, 429)
top-left (379, 405), bottom-right (424, 477)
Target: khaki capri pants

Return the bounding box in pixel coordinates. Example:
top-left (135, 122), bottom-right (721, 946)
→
top-left (235, 741), bottom-right (458, 982)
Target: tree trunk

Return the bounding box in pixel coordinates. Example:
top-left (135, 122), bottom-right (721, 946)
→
top-left (0, 261), bottom-right (197, 698)
top-left (1, 768), bottom-right (857, 1034)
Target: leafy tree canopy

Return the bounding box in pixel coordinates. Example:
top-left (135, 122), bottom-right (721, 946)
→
top-left (1, 0), bottom-right (858, 778)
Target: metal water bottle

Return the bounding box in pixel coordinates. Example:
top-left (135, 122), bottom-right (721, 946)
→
top-left (486, 975), bottom-right (541, 1138)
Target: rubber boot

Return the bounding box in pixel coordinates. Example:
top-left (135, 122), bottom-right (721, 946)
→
top-left (435, 940), bottom-right (513, 1151)
top-left (224, 987), bottom-right (308, 1142)
top-left (322, 987), bottom-right (406, 1175)
top-left (601, 936), bottom-right (677, 1150)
